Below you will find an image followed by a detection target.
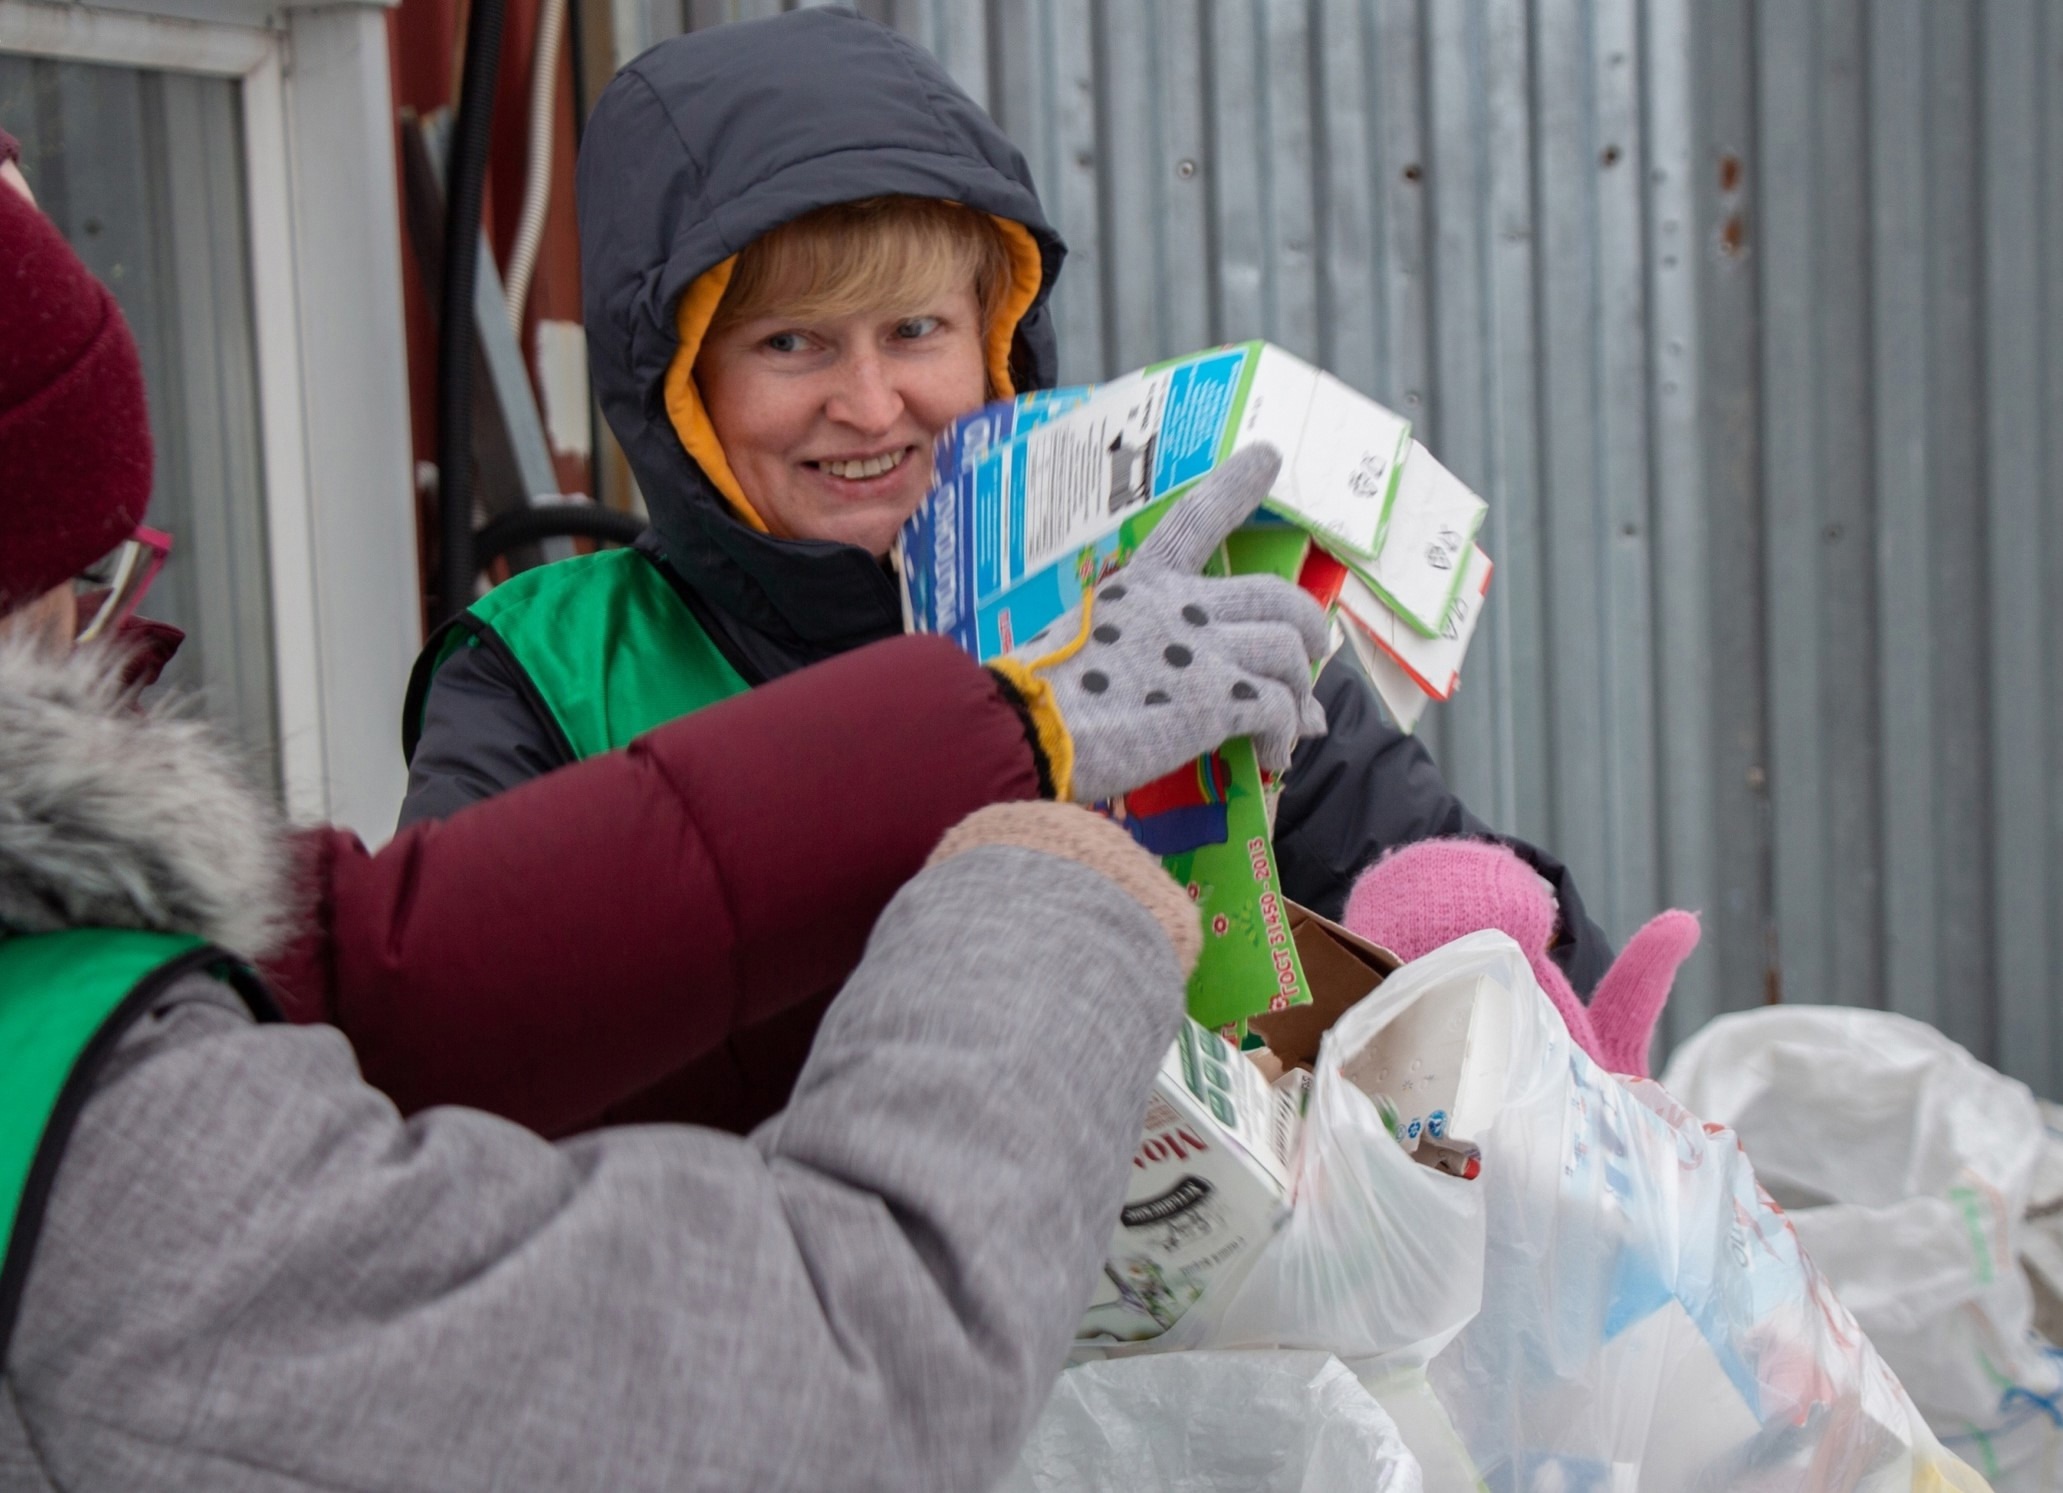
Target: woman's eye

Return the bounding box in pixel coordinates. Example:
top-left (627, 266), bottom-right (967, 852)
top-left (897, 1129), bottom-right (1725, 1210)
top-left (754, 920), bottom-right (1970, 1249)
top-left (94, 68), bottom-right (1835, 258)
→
top-left (763, 331), bottom-right (808, 354)
top-left (895, 316), bottom-right (942, 340)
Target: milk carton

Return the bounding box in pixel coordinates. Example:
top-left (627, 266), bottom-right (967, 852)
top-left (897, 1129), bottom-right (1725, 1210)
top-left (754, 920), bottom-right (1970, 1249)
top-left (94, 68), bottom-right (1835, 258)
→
top-left (1075, 1019), bottom-right (1306, 1348)
top-left (1340, 544), bottom-right (1493, 703)
top-left (898, 385), bottom-right (1097, 639)
top-left (901, 342), bottom-right (1414, 659)
top-left (1339, 618), bottom-right (1432, 735)
top-left (1351, 441), bottom-right (1488, 637)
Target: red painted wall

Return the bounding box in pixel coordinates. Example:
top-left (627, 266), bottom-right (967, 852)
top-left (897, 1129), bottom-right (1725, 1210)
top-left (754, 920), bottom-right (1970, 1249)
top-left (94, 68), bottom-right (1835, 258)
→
top-left (385, 0), bottom-right (590, 598)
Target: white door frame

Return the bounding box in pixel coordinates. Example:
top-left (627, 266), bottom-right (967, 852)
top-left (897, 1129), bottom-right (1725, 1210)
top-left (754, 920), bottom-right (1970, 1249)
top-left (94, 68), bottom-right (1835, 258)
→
top-left (0, 0), bottom-right (417, 837)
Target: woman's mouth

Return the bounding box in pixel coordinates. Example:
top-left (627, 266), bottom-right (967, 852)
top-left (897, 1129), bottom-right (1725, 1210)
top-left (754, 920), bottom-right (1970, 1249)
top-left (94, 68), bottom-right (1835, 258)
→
top-left (810, 447), bottom-right (912, 481)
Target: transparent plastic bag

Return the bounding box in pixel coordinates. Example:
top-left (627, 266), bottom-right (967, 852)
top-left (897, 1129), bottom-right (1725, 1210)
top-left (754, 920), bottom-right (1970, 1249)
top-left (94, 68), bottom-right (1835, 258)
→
top-left (1665, 1007), bottom-right (2063, 1490)
top-left (1000, 1351), bottom-right (1423, 1492)
top-left (2020, 1101), bottom-right (2063, 1347)
top-left (1176, 932), bottom-right (1987, 1491)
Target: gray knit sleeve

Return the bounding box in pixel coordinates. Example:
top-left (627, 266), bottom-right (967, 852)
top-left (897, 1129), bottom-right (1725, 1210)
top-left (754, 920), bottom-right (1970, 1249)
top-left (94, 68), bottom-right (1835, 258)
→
top-left (6, 825), bottom-right (1187, 1493)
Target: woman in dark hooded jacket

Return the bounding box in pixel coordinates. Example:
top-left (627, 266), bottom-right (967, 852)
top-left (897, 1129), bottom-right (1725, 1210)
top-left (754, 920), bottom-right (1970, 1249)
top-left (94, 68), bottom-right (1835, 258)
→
top-left (399, 6), bottom-right (1614, 1128)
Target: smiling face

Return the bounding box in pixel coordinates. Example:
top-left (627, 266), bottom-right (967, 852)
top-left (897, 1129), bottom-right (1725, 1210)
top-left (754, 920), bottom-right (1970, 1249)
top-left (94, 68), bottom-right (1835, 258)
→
top-left (694, 287), bottom-right (988, 555)
top-left (683, 195), bottom-right (1019, 558)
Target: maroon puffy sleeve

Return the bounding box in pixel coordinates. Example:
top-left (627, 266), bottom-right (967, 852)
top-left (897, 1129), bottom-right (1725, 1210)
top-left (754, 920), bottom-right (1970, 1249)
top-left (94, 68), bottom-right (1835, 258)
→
top-left (264, 634), bottom-right (1041, 1136)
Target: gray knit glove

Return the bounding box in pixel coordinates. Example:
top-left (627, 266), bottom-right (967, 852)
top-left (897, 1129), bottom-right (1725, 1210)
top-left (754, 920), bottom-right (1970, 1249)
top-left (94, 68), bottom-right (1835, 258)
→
top-left (989, 444), bottom-right (1330, 805)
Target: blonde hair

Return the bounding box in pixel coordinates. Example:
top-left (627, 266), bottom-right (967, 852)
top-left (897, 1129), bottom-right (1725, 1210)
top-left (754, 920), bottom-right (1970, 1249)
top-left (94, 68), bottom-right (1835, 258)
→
top-left (709, 196), bottom-right (1013, 335)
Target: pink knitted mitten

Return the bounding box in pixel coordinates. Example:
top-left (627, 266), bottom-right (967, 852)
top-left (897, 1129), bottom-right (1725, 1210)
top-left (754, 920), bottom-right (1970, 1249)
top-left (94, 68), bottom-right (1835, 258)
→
top-left (1341, 838), bottom-right (1700, 1079)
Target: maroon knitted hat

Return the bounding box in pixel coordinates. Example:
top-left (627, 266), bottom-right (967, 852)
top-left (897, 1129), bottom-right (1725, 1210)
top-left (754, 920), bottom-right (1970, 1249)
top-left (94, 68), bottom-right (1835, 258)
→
top-left (0, 180), bottom-right (154, 614)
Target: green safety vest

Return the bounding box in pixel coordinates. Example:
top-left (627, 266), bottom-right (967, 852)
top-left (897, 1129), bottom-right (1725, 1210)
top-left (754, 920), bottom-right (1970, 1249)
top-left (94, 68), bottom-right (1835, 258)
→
top-left (404, 547), bottom-right (752, 765)
top-left (0, 928), bottom-right (275, 1361)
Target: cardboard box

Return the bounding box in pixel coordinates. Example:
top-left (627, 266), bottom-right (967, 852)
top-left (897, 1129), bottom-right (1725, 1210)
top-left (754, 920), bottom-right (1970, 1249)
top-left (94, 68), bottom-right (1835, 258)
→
top-left (1131, 739), bottom-right (1310, 1029)
top-left (1075, 1018), bottom-right (1305, 1347)
top-left (1075, 905), bottom-right (1394, 1351)
top-left (899, 385), bottom-right (1098, 639)
top-left (1339, 544), bottom-right (1493, 704)
top-left (899, 342), bottom-right (1412, 658)
top-left (1351, 441), bottom-right (1489, 637)
top-left (1248, 904), bottom-right (1400, 1068)
top-left (1339, 616), bottom-right (1431, 735)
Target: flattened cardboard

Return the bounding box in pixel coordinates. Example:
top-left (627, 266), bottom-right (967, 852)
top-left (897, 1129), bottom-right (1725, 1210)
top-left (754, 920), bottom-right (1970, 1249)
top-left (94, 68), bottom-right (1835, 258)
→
top-left (1248, 903), bottom-right (1401, 1069)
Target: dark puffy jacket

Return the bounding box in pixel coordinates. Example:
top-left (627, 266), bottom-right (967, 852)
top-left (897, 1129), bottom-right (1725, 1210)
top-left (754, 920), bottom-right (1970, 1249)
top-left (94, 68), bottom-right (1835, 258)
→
top-left (394, 8), bottom-right (1611, 1125)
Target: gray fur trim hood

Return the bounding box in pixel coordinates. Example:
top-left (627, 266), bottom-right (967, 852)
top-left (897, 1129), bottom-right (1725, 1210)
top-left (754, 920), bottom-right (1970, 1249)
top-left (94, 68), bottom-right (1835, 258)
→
top-left (0, 639), bottom-right (292, 960)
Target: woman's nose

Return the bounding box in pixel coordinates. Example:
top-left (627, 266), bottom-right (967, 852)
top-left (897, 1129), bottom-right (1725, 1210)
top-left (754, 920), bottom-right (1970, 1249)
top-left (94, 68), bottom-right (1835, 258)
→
top-left (824, 348), bottom-right (905, 434)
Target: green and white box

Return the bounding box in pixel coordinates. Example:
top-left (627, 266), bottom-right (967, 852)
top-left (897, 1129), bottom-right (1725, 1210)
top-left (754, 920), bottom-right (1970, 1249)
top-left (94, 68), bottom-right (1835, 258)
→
top-left (1352, 441), bottom-right (1489, 637)
top-left (1341, 544), bottom-right (1493, 704)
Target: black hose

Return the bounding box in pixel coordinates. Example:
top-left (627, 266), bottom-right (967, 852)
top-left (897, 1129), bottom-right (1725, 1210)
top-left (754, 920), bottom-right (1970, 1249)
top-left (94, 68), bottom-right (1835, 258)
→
top-left (565, 0), bottom-right (587, 148)
top-left (473, 504), bottom-right (645, 570)
top-left (434, 0), bottom-right (508, 624)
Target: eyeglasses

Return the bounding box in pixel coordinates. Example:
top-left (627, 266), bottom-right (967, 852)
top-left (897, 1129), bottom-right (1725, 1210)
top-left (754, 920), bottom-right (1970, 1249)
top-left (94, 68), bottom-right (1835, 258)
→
top-left (73, 525), bottom-right (171, 643)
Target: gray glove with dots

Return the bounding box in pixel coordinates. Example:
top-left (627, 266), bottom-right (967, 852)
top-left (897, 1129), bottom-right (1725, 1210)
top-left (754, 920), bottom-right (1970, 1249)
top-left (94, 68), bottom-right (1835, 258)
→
top-left (988, 444), bottom-right (1330, 805)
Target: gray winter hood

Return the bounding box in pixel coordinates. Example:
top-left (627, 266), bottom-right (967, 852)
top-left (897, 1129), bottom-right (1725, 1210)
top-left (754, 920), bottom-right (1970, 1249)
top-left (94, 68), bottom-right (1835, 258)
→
top-left (0, 639), bottom-right (291, 960)
top-left (576, 6), bottom-right (1066, 669)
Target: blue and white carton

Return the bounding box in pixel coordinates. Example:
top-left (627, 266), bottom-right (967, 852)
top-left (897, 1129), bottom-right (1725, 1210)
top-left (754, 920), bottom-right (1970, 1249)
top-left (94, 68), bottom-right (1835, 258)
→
top-left (898, 341), bottom-right (1414, 659)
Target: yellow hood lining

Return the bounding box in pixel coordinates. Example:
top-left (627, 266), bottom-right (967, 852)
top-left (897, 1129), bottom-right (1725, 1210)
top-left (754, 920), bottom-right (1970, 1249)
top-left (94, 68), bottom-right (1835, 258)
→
top-left (662, 214), bottom-right (1045, 535)
top-left (985, 217), bottom-right (1043, 401)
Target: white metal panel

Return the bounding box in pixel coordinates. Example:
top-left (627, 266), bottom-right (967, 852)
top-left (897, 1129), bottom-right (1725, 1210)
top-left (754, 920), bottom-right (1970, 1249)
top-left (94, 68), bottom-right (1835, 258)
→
top-left (3, 0), bottom-right (416, 840)
top-left (279, 4), bottom-right (419, 840)
top-left (241, 34), bottom-right (331, 821)
top-left (0, 0), bottom-right (270, 74)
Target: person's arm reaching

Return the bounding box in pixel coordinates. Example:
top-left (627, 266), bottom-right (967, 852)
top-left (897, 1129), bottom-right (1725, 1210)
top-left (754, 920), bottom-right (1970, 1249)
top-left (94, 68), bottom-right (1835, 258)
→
top-left (11, 803), bottom-right (1195, 1493)
top-left (266, 634), bottom-right (1044, 1134)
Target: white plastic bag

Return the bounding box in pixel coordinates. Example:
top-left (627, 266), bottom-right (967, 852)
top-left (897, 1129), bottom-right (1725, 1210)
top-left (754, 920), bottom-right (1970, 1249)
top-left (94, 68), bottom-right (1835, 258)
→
top-left (999, 1351), bottom-right (1422, 1492)
top-left (1665, 1006), bottom-right (2063, 1490)
top-left (1184, 934), bottom-right (1521, 1365)
top-left (2019, 1101), bottom-right (2063, 1347)
top-left (1183, 933), bottom-right (1985, 1490)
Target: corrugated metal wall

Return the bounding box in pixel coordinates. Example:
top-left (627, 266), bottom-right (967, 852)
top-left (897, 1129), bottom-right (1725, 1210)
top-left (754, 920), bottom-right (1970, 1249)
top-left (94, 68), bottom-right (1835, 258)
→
top-left (659, 0), bottom-right (2063, 1093)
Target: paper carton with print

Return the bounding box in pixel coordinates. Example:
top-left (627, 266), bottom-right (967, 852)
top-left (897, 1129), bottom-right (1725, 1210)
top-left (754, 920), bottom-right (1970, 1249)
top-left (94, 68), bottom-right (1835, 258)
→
top-left (1075, 1018), bottom-right (1306, 1348)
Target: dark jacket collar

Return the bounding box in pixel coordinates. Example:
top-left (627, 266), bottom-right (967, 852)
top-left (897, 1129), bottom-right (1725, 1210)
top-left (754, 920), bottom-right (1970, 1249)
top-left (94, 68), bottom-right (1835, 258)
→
top-left (577, 6), bottom-right (1065, 677)
top-left (638, 518), bottom-right (903, 679)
